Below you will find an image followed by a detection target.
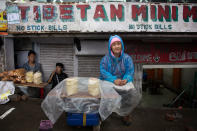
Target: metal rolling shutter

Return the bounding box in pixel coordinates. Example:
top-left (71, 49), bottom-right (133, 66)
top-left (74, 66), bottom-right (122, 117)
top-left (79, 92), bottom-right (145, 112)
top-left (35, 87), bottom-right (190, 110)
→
top-left (78, 56), bottom-right (103, 78)
top-left (40, 43), bottom-right (74, 81)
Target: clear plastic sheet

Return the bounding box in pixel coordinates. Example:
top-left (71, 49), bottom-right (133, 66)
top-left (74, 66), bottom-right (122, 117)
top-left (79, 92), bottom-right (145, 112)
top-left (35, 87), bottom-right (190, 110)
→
top-left (113, 82), bottom-right (142, 116)
top-left (41, 77), bottom-right (141, 124)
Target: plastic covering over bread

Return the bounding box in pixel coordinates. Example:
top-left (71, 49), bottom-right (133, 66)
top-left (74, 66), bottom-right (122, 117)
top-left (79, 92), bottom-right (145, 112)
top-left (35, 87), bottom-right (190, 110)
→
top-left (65, 77), bottom-right (78, 96)
top-left (26, 71), bottom-right (34, 83)
top-left (41, 77), bottom-right (141, 124)
top-left (88, 78), bottom-right (100, 97)
top-left (33, 72), bottom-right (42, 84)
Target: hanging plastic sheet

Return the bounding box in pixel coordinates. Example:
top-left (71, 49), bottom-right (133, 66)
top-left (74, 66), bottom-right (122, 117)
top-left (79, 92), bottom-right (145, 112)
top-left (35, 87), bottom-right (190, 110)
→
top-left (41, 77), bottom-right (142, 124)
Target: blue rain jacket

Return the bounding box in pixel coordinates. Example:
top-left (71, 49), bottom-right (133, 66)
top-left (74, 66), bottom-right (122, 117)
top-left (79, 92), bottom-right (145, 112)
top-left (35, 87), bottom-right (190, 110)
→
top-left (100, 35), bottom-right (134, 83)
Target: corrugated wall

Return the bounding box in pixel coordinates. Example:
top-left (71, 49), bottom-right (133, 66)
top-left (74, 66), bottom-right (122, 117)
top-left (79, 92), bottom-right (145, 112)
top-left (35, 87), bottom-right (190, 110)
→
top-left (40, 43), bottom-right (74, 81)
top-left (78, 56), bottom-right (103, 78)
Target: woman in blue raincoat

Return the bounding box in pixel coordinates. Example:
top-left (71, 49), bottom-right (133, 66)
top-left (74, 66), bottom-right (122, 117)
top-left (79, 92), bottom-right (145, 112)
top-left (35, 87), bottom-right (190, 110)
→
top-left (100, 35), bottom-right (134, 126)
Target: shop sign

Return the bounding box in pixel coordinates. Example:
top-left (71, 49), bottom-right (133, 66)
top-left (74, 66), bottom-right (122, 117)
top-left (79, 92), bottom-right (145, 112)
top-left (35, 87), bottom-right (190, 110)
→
top-left (6, 2), bottom-right (197, 33)
top-left (0, 10), bottom-right (7, 32)
top-left (126, 43), bottom-right (197, 63)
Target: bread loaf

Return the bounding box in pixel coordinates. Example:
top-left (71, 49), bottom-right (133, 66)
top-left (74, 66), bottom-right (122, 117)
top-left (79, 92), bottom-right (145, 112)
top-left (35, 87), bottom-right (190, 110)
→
top-left (14, 68), bottom-right (26, 77)
top-left (0, 68), bottom-right (26, 83)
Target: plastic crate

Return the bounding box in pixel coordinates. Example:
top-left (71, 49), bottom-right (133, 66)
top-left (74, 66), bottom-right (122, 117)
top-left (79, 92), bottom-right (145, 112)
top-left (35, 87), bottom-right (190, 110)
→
top-left (67, 113), bottom-right (99, 126)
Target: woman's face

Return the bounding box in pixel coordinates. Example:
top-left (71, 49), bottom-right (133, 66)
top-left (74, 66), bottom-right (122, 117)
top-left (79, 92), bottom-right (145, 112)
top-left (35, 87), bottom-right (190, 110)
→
top-left (111, 41), bottom-right (122, 55)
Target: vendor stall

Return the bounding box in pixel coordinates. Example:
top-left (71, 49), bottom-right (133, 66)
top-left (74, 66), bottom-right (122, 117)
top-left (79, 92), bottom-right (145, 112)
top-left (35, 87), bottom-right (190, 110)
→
top-left (41, 77), bottom-right (141, 130)
top-left (0, 69), bottom-right (48, 98)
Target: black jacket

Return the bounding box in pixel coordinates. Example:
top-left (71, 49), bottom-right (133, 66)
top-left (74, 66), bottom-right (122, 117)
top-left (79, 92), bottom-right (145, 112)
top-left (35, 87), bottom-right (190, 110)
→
top-left (49, 72), bottom-right (68, 89)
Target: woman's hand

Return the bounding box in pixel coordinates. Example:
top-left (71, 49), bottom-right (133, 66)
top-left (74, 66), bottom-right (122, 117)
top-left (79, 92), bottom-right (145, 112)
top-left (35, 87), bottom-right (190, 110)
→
top-left (114, 79), bottom-right (127, 86)
top-left (114, 79), bottom-right (121, 86)
top-left (120, 80), bottom-right (127, 86)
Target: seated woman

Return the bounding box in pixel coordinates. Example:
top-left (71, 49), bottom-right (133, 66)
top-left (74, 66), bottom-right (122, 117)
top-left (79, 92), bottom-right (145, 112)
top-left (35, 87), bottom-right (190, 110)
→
top-left (100, 35), bottom-right (134, 126)
top-left (48, 63), bottom-right (68, 89)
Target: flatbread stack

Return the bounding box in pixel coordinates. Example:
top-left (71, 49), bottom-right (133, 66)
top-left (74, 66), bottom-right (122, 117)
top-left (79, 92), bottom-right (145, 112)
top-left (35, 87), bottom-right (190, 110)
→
top-left (88, 78), bottom-right (100, 97)
top-left (26, 71), bottom-right (34, 83)
top-left (33, 72), bottom-right (42, 84)
top-left (65, 77), bottom-right (78, 96)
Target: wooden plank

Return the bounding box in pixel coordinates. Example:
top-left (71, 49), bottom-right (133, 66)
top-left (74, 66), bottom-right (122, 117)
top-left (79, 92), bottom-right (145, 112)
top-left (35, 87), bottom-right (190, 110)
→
top-left (15, 82), bottom-right (48, 88)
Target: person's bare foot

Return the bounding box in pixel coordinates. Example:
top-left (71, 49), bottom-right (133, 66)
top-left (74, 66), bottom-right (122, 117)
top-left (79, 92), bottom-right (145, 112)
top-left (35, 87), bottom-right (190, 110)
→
top-left (21, 95), bottom-right (28, 101)
top-left (9, 94), bottom-right (21, 102)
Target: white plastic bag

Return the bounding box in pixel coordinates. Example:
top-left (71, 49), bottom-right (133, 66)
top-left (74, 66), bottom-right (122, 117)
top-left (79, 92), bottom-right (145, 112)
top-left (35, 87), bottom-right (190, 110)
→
top-left (0, 81), bottom-right (15, 104)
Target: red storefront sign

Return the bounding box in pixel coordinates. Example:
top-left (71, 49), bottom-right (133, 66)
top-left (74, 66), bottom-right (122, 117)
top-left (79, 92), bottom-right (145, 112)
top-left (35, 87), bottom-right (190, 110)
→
top-left (125, 43), bottom-right (197, 63)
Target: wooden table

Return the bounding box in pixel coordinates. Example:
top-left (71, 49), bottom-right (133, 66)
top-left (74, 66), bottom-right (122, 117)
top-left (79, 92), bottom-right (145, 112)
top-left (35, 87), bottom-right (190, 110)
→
top-left (15, 83), bottom-right (48, 98)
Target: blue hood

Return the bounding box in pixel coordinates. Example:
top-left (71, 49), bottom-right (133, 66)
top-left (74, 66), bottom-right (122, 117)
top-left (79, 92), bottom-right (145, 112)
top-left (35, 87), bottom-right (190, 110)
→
top-left (108, 35), bottom-right (124, 61)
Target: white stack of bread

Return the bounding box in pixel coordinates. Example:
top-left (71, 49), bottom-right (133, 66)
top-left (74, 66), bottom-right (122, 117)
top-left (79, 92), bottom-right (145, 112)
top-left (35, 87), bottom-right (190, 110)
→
top-left (88, 78), bottom-right (100, 97)
top-left (65, 77), bottom-right (100, 97)
top-left (65, 77), bottom-right (78, 96)
top-left (26, 71), bottom-right (42, 84)
top-left (33, 72), bottom-right (42, 84)
top-left (26, 71), bottom-right (34, 83)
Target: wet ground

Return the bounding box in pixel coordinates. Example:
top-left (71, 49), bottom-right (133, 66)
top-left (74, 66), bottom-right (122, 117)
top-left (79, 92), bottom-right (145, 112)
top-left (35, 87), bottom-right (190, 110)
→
top-left (140, 87), bottom-right (177, 108)
top-left (0, 98), bottom-right (197, 131)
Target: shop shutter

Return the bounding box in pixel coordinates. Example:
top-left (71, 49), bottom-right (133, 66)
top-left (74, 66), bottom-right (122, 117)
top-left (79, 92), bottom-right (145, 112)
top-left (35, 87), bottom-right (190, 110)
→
top-left (78, 56), bottom-right (103, 78)
top-left (40, 43), bottom-right (74, 81)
